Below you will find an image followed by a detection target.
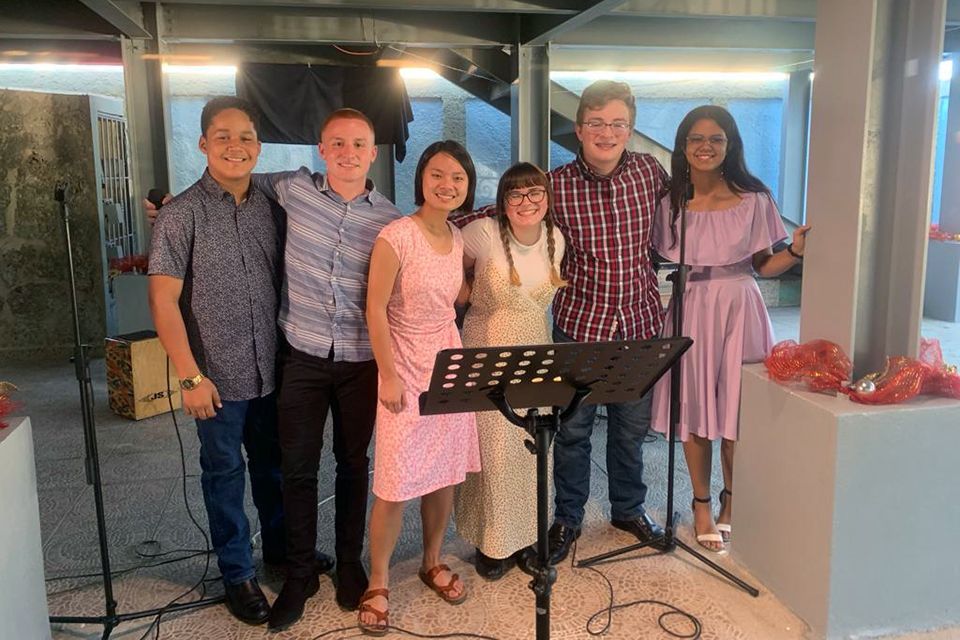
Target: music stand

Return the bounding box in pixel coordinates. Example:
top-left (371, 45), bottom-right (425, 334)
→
top-left (420, 337), bottom-right (691, 640)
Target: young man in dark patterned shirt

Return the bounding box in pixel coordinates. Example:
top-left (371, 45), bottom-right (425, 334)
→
top-left (148, 96), bottom-right (285, 625)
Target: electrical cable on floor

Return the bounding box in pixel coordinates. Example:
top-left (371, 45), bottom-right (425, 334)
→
top-left (131, 358), bottom-right (218, 640)
top-left (310, 626), bottom-right (502, 639)
top-left (579, 444), bottom-right (703, 638)
top-left (570, 539), bottom-right (703, 639)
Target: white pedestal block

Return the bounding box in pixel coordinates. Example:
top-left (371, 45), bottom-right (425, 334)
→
top-left (0, 417), bottom-right (51, 640)
top-left (923, 241), bottom-right (960, 322)
top-left (734, 366), bottom-right (960, 639)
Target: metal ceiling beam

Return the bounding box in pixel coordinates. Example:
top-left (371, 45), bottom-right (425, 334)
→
top-left (549, 46), bottom-right (813, 71)
top-left (614, 0), bottom-right (816, 20)
top-left (78, 0), bottom-right (151, 39)
top-left (522, 0), bottom-right (627, 46)
top-left (553, 15), bottom-right (816, 50)
top-left (159, 4), bottom-right (516, 46)
top-left (156, 0), bottom-right (585, 13)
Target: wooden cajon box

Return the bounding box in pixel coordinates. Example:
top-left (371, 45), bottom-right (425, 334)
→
top-left (105, 330), bottom-right (181, 420)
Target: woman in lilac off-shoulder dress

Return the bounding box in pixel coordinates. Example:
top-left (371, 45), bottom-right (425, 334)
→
top-left (651, 106), bottom-right (811, 553)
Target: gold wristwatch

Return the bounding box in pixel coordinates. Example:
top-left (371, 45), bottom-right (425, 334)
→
top-left (180, 373), bottom-right (205, 390)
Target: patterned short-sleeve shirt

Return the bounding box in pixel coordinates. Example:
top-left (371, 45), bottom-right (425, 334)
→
top-left (148, 170), bottom-right (285, 401)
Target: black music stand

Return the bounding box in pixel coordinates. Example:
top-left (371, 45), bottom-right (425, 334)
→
top-left (420, 337), bottom-right (691, 640)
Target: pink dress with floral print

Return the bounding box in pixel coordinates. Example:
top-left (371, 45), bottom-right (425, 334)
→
top-left (372, 216), bottom-right (481, 502)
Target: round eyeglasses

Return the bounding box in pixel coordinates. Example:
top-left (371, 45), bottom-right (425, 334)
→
top-left (686, 134), bottom-right (728, 147)
top-left (505, 188), bottom-right (547, 206)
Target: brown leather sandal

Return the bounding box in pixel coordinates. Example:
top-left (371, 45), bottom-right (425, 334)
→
top-left (357, 588), bottom-right (389, 637)
top-left (418, 563), bottom-right (467, 605)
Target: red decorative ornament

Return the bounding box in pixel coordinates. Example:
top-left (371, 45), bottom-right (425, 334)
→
top-left (765, 338), bottom-right (960, 405)
top-left (764, 339), bottom-right (852, 393)
top-left (930, 224), bottom-right (960, 243)
top-left (0, 382), bottom-right (19, 429)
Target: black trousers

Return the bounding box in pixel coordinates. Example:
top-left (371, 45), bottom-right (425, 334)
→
top-left (277, 343), bottom-right (378, 579)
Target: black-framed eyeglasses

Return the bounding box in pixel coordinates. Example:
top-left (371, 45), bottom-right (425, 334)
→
top-left (686, 134), bottom-right (728, 147)
top-left (505, 188), bottom-right (548, 206)
top-left (582, 120), bottom-right (632, 133)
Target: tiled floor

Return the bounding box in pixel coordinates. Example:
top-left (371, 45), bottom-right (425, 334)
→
top-left (3, 308), bottom-right (957, 640)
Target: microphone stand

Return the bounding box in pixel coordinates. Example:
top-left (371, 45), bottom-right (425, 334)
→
top-left (578, 181), bottom-right (759, 597)
top-left (49, 184), bottom-right (219, 639)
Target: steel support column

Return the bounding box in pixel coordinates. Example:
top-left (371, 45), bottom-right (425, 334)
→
top-left (511, 45), bottom-right (550, 168)
top-left (120, 4), bottom-right (170, 243)
top-left (800, 0), bottom-right (947, 372)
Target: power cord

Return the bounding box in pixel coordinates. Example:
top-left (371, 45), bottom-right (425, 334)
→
top-left (570, 539), bottom-right (702, 639)
top-left (578, 446), bottom-right (703, 638)
top-left (130, 358), bottom-right (218, 640)
top-left (310, 626), bottom-right (501, 639)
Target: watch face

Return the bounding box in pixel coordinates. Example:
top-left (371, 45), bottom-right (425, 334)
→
top-left (182, 376), bottom-right (201, 390)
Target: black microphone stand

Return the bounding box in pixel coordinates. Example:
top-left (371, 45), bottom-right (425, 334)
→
top-left (49, 184), bottom-right (220, 639)
top-left (577, 182), bottom-right (759, 597)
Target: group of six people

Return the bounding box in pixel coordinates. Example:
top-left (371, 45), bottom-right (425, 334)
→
top-left (146, 78), bottom-right (810, 636)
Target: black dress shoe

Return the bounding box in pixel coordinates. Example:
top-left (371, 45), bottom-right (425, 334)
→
top-left (224, 578), bottom-right (270, 625)
top-left (264, 549), bottom-right (335, 575)
top-left (474, 548), bottom-right (516, 581)
top-left (267, 573), bottom-right (320, 631)
top-left (335, 560), bottom-right (369, 611)
top-left (611, 511), bottom-right (666, 549)
top-left (546, 522), bottom-right (581, 566)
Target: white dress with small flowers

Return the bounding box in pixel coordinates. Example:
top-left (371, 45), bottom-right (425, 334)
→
top-left (454, 217), bottom-right (565, 560)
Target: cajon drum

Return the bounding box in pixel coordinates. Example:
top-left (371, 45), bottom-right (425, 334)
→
top-left (105, 331), bottom-right (181, 420)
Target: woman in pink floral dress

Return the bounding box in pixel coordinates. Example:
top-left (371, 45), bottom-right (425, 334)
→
top-left (360, 140), bottom-right (481, 635)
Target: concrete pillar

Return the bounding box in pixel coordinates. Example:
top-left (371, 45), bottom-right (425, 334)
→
top-left (121, 4), bottom-right (171, 245)
top-left (800, 0), bottom-right (946, 373)
top-left (778, 70), bottom-right (811, 225)
top-left (510, 45), bottom-right (550, 168)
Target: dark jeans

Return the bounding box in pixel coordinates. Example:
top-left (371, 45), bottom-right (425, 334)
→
top-left (552, 325), bottom-right (652, 528)
top-left (195, 393), bottom-right (284, 585)
top-left (277, 343), bottom-right (378, 579)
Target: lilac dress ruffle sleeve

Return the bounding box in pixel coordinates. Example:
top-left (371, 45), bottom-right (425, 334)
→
top-left (651, 191), bottom-right (788, 441)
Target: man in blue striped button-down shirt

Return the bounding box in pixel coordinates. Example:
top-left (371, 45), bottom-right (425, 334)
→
top-left (254, 109), bottom-right (402, 630)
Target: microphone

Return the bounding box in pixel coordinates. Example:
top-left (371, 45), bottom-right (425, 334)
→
top-left (147, 188), bottom-right (166, 209)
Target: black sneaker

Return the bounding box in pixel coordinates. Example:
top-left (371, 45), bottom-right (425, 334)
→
top-left (474, 548), bottom-right (516, 581)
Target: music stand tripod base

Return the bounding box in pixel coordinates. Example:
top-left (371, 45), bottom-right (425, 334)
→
top-left (420, 338), bottom-right (691, 640)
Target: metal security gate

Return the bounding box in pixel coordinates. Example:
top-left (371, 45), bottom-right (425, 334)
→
top-left (94, 106), bottom-right (138, 259)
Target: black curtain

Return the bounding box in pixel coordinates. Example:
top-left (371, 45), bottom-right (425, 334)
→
top-left (236, 63), bottom-right (414, 162)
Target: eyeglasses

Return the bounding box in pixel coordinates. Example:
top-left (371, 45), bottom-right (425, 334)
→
top-left (505, 188), bottom-right (547, 206)
top-left (686, 134), bottom-right (728, 147)
top-left (581, 120), bottom-right (632, 134)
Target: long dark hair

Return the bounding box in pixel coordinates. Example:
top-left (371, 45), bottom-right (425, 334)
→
top-left (414, 140), bottom-right (477, 213)
top-left (494, 162), bottom-right (566, 288)
top-left (668, 105), bottom-right (770, 242)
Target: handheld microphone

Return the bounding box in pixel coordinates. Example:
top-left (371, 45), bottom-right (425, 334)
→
top-left (147, 188), bottom-right (166, 209)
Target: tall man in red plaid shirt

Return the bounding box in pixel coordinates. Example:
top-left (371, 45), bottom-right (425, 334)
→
top-left (544, 80), bottom-right (668, 564)
top-left (456, 80), bottom-right (669, 565)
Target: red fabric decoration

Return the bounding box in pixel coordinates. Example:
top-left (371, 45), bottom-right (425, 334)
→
top-left (764, 339), bottom-right (852, 393)
top-left (0, 395), bottom-right (17, 429)
top-left (765, 338), bottom-right (960, 404)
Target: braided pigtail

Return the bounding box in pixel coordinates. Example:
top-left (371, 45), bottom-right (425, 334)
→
top-left (498, 215), bottom-right (522, 286)
top-left (544, 216), bottom-right (568, 288)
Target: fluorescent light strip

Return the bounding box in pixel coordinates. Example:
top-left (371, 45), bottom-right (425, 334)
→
top-left (0, 63), bottom-right (123, 72)
top-left (552, 70), bottom-right (789, 81)
top-left (941, 59), bottom-right (954, 82)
